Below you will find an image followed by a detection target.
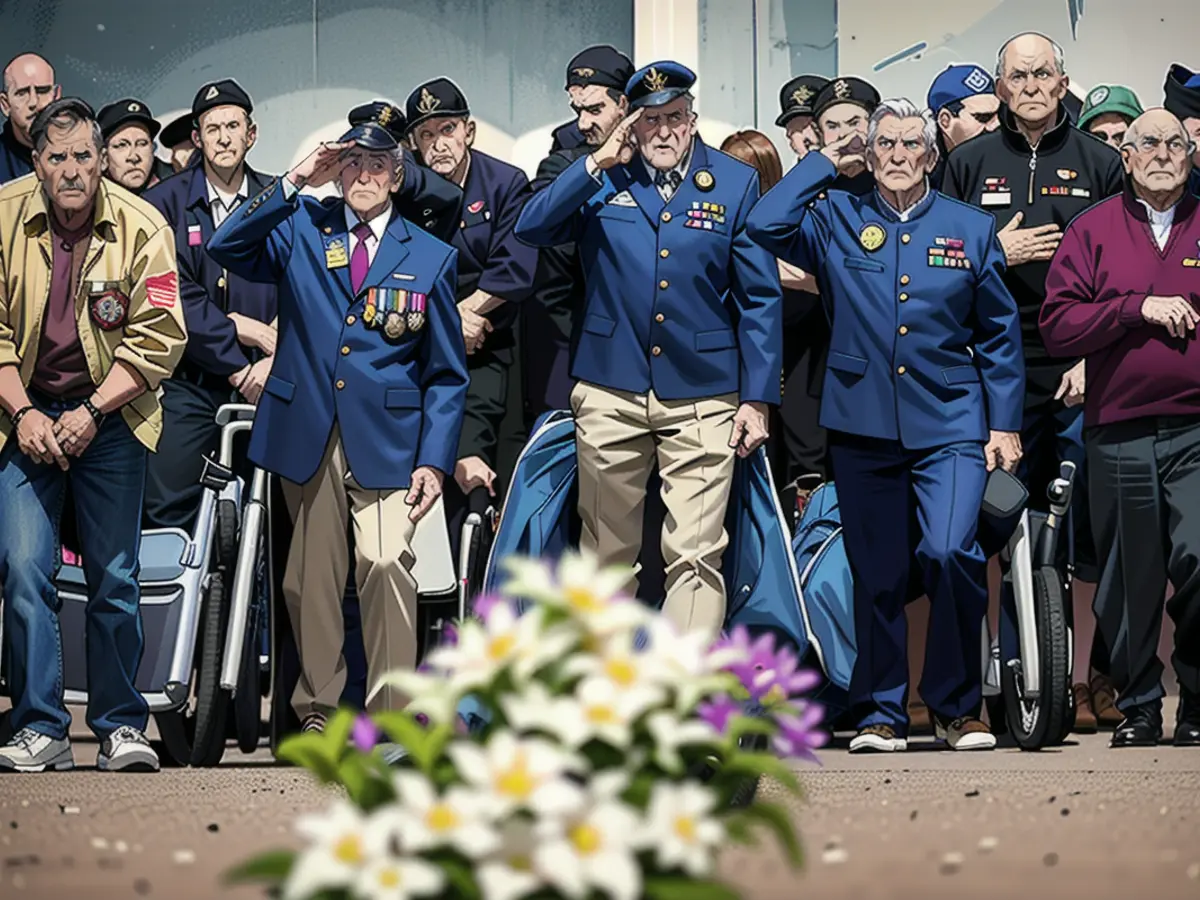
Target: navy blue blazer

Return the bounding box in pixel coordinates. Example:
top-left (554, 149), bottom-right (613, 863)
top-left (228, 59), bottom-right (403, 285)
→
top-left (207, 180), bottom-right (470, 490)
top-left (0, 122), bottom-right (33, 186)
top-left (514, 138), bottom-right (783, 405)
top-left (144, 165), bottom-right (279, 380)
top-left (745, 152), bottom-right (1025, 450)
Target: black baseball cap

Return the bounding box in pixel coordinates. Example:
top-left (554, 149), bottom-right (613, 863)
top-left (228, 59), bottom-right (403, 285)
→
top-left (96, 98), bottom-right (161, 142)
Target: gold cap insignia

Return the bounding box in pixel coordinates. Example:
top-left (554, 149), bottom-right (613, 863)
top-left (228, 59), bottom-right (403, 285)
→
top-left (834, 79), bottom-right (851, 100)
top-left (128, 102), bottom-right (141, 112)
top-left (792, 85), bottom-right (814, 106)
top-left (417, 87), bottom-right (441, 115)
top-left (377, 105), bottom-right (394, 126)
top-left (573, 67), bottom-right (596, 78)
top-left (204, 85), bottom-right (220, 101)
top-left (693, 170), bottom-right (714, 191)
top-left (645, 67), bottom-right (669, 94)
top-left (859, 223), bottom-right (886, 252)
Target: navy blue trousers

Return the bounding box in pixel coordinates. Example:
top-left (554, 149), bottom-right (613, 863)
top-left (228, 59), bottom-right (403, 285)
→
top-left (830, 434), bottom-right (990, 733)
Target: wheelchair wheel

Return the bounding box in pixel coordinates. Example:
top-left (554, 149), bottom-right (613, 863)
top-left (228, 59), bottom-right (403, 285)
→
top-left (233, 552), bottom-right (267, 755)
top-left (1001, 565), bottom-right (1070, 750)
top-left (190, 571), bottom-right (232, 767)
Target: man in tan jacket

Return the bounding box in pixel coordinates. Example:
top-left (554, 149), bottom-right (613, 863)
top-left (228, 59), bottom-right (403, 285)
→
top-left (0, 98), bottom-right (186, 773)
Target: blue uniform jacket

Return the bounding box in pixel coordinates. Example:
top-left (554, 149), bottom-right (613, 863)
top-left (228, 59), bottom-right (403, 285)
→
top-left (207, 179), bottom-right (470, 489)
top-left (514, 139), bottom-right (783, 405)
top-left (481, 411), bottom-right (817, 662)
top-left (453, 150), bottom-right (537, 340)
top-left (745, 153), bottom-right (1025, 449)
top-left (0, 122), bottom-right (33, 186)
top-left (144, 165), bottom-right (279, 379)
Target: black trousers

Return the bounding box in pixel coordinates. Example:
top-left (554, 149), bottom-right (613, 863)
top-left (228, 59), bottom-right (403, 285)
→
top-left (144, 378), bottom-right (244, 532)
top-left (1087, 415), bottom-right (1200, 712)
top-left (769, 312), bottom-right (829, 523)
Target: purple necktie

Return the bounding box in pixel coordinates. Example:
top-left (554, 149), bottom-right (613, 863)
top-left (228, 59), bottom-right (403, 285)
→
top-left (350, 222), bottom-right (372, 295)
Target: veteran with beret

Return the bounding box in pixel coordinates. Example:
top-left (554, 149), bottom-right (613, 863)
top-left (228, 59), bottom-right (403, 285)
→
top-left (207, 109), bottom-right (468, 732)
top-left (746, 97), bottom-right (1025, 754)
top-left (776, 74), bottom-right (828, 161)
top-left (515, 61), bottom-right (783, 639)
top-left (97, 98), bottom-right (173, 194)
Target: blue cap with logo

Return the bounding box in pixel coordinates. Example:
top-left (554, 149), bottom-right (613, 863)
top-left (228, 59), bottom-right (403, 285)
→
top-left (926, 64), bottom-right (995, 114)
top-left (626, 61), bottom-right (696, 110)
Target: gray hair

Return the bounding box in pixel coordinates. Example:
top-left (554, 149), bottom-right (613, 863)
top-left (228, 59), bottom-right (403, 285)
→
top-left (995, 33), bottom-right (1066, 79)
top-left (32, 106), bottom-right (102, 155)
top-left (867, 98), bottom-right (940, 166)
top-left (1121, 115), bottom-right (1197, 156)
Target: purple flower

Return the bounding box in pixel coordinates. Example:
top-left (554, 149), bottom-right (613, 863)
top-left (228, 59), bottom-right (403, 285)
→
top-left (471, 593), bottom-right (504, 621)
top-left (442, 622), bottom-right (459, 647)
top-left (352, 714), bottom-right (380, 753)
top-left (719, 627), bottom-right (821, 703)
top-left (414, 713), bottom-right (430, 728)
top-left (772, 702), bottom-right (827, 764)
top-left (697, 694), bottom-right (742, 734)
top-left (715, 625), bottom-right (777, 690)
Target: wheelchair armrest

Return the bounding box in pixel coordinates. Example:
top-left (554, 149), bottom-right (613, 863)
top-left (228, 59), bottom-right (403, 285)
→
top-left (215, 403), bottom-right (257, 427)
top-left (981, 467), bottom-right (1028, 520)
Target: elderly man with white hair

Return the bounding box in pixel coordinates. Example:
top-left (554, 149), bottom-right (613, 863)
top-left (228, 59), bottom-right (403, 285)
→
top-left (747, 97), bottom-right (1025, 753)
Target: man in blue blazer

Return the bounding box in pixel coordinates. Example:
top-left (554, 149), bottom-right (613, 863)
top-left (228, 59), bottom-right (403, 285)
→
top-left (207, 111), bottom-right (469, 731)
top-left (746, 98), bottom-right (1025, 753)
top-left (515, 61), bottom-right (782, 640)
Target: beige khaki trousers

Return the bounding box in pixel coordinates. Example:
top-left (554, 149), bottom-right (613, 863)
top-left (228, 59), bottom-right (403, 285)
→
top-left (281, 426), bottom-right (418, 717)
top-left (570, 381), bottom-right (738, 638)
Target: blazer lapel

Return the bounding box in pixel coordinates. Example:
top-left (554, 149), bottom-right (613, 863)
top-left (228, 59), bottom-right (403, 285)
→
top-left (320, 204), bottom-right (353, 302)
top-left (613, 160), bottom-right (665, 228)
top-left (360, 210), bottom-right (413, 299)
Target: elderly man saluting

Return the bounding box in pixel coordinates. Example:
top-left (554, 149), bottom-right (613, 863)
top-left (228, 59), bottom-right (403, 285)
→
top-left (746, 98), bottom-right (1025, 753)
top-left (515, 61), bottom-right (782, 639)
top-left (0, 98), bottom-right (186, 772)
top-left (1040, 108), bottom-right (1200, 749)
top-left (207, 109), bottom-right (469, 735)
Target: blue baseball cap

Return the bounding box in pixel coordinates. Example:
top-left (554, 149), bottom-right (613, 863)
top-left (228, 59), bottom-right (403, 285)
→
top-left (626, 61), bottom-right (696, 110)
top-left (927, 64), bottom-right (995, 114)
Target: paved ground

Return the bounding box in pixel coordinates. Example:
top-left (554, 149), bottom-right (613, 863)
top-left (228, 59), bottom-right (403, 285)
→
top-left (1, 702), bottom-right (1199, 900)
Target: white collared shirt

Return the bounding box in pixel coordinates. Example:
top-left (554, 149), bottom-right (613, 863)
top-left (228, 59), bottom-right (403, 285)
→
top-left (644, 149), bottom-right (692, 201)
top-left (207, 174), bottom-right (249, 228)
top-left (345, 202), bottom-right (392, 267)
top-left (1137, 198), bottom-right (1178, 251)
top-left (877, 180), bottom-right (933, 223)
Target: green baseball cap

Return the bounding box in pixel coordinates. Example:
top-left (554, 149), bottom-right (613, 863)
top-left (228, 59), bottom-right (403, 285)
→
top-left (1078, 84), bottom-right (1144, 131)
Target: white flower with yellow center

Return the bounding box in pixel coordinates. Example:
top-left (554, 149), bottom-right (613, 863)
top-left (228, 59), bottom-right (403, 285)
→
top-left (502, 552), bottom-right (650, 637)
top-left (571, 675), bottom-right (664, 748)
top-left (476, 820), bottom-right (548, 900)
top-left (388, 770), bottom-right (500, 859)
top-left (366, 669), bottom-right (462, 724)
top-left (563, 627), bottom-right (672, 692)
top-left (646, 618), bottom-right (745, 711)
top-left (645, 710), bottom-right (721, 773)
top-left (532, 794), bottom-right (646, 900)
top-left (282, 800), bottom-right (370, 899)
top-left (642, 781), bottom-right (726, 878)
top-left (426, 603), bottom-right (574, 692)
top-left (448, 731), bottom-right (586, 819)
top-left (350, 855), bottom-right (445, 900)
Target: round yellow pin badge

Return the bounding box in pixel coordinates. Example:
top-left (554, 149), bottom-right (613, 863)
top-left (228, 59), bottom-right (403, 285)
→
top-left (693, 170), bottom-right (715, 191)
top-left (859, 223), bottom-right (886, 252)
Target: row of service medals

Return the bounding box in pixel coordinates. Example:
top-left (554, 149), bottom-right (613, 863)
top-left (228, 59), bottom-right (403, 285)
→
top-left (363, 288), bottom-right (427, 339)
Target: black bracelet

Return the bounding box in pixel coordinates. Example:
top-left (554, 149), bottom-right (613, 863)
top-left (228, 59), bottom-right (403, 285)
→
top-left (9, 405), bottom-right (32, 429)
top-left (81, 398), bottom-right (105, 425)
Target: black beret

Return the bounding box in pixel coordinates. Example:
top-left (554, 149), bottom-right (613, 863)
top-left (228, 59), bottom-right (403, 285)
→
top-left (1164, 63), bottom-right (1200, 122)
top-left (160, 112), bottom-right (194, 149)
top-left (776, 75), bottom-right (829, 127)
top-left (348, 100), bottom-right (407, 143)
top-left (812, 77), bottom-right (880, 121)
top-left (565, 45), bottom-right (635, 91)
top-left (191, 78), bottom-right (253, 123)
top-left (96, 98), bottom-right (160, 142)
top-left (30, 97), bottom-right (97, 148)
top-left (405, 78), bottom-right (469, 134)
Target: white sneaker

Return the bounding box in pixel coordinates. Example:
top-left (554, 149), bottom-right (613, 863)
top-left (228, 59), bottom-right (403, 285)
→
top-left (97, 726), bottom-right (160, 772)
top-left (935, 716), bottom-right (997, 751)
top-left (849, 725), bottom-right (908, 753)
top-left (0, 728), bottom-right (75, 772)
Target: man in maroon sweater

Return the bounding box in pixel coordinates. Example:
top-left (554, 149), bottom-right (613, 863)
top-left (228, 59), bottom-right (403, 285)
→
top-left (1041, 108), bottom-right (1200, 749)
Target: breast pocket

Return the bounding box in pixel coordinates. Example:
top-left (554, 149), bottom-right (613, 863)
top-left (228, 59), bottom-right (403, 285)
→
top-left (842, 257), bottom-right (886, 274)
top-left (594, 205), bottom-right (642, 224)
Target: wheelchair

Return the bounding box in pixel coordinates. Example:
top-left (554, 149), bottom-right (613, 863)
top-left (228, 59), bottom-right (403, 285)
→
top-left (0, 404), bottom-right (273, 766)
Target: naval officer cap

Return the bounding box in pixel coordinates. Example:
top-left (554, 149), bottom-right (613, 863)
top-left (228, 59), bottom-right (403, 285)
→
top-left (348, 100), bottom-right (407, 144)
top-left (812, 76), bottom-right (881, 121)
top-left (1164, 63), bottom-right (1200, 122)
top-left (191, 78), bottom-right (253, 123)
top-left (405, 78), bottom-right (470, 134)
top-left (626, 61), bottom-right (696, 111)
top-left (776, 75), bottom-right (829, 127)
top-left (159, 112), bottom-right (194, 149)
top-left (926, 64), bottom-right (994, 114)
top-left (565, 45), bottom-right (635, 91)
top-left (96, 98), bottom-right (161, 142)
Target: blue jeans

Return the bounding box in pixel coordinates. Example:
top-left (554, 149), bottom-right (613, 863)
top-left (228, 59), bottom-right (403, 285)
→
top-left (0, 393), bottom-right (149, 741)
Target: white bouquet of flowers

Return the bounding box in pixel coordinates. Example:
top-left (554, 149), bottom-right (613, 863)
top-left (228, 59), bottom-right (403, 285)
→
top-left (229, 551), bottom-right (826, 900)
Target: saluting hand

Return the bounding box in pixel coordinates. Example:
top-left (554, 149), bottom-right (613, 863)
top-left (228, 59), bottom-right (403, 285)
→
top-left (997, 211), bottom-right (1063, 266)
top-left (728, 402), bottom-right (770, 459)
top-left (287, 140), bottom-right (353, 190)
top-left (820, 132), bottom-right (867, 176)
top-left (591, 108), bottom-right (644, 170)
top-left (406, 466), bottom-right (444, 523)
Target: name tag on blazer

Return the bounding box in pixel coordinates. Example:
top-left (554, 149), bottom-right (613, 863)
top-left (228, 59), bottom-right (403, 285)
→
top-left (981, 191), bottom-right (1011, 207)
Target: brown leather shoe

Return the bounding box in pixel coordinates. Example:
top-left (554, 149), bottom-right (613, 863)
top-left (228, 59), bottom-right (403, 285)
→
top-left (1090, 675), bottom-right (1123, 729)
top-left (1072, 683), bottom-right (1098, 733)
top-left (908, 700), bottom-right (933, 735)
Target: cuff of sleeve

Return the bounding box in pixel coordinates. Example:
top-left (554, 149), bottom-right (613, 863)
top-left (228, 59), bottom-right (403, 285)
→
top-left (585, 155), bottom-right (602, 183)
top-left (281, 177), bottom-right (300, 201)
top-left (1118, 293), bottom-right (1147, 327)
top-left (415, 456), bottom-right (452, 479)
top-left (113, 346), bottom-right (166, 392)
top-left (0, 343), bottom-right (20, 369)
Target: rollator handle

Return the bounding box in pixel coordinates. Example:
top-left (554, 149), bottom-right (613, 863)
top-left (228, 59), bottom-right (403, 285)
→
top-left (1046, 460), bottom-right (1076, 514)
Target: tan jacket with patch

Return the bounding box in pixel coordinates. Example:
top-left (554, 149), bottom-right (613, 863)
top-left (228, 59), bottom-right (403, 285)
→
top-left (0, 173), bottom-right (187, 452)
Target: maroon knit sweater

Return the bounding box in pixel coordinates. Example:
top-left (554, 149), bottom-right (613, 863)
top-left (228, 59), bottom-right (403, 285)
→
top-left (1039, 187), bottom-right (1200, 427)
